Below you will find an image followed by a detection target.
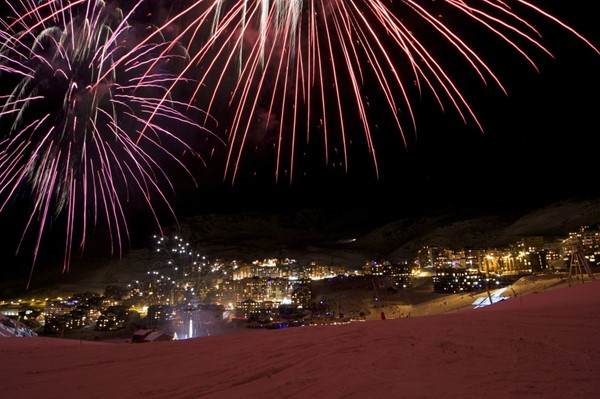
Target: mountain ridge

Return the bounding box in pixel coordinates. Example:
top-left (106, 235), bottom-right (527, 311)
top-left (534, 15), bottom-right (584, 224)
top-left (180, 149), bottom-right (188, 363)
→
top-left (2, 196), bottom-right (599, 299)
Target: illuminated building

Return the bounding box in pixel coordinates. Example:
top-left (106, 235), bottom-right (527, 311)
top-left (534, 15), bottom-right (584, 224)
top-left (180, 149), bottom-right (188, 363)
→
top-left (147, 304), bottom-right (174, 324)
top-left (236, 299), bottom-right (260, 318)
top-left (433, 267), bottom-right (486, 293)
top-left (291, 285), bottom-right (312, 308)
top-left (44, 300), bottom-right (72, 317)
top-left (95, 306), bottom-right (131, 331)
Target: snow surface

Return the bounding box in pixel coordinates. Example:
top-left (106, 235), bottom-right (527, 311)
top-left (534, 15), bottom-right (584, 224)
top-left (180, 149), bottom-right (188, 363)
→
top-left (0, 314), bottom-right (37, 337)
top-left (2, 280), bottom-right (599, 398)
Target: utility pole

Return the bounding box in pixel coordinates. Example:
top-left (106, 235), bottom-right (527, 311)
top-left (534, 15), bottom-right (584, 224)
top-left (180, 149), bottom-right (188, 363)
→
top-left (485, 261), bottom-right (493, 306)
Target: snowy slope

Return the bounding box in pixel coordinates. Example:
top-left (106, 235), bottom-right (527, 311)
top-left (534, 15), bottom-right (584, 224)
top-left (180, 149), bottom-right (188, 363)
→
top-left (0, 314), bottom-right (37, 337)
top-left (1, 280), bottom-right (599, 398)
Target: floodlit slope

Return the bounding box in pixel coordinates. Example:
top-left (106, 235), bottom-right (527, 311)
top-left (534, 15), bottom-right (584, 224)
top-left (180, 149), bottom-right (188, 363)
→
top-left (1, 281), bottom-right (599, 399)
top-left (0, 314), bottom-right (37, 337)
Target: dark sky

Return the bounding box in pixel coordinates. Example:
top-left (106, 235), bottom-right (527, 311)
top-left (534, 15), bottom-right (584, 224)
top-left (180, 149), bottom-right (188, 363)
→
top-left (159, 1), bottom-right (599, 205)
top-left (0, 1), bottom-right (598, 287)
top-left (172, 0), bottom-right (600, 217)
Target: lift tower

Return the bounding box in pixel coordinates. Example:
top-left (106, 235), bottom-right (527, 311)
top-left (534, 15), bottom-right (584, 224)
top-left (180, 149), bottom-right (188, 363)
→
top-left (564, 237), bottom-right (596, 285)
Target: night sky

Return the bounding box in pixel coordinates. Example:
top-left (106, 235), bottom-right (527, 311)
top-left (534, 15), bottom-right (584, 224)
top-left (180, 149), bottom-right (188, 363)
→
top-left (168, 0), bottom-right (600, 219)
top-left (0, 1), bottom-right (598, 287)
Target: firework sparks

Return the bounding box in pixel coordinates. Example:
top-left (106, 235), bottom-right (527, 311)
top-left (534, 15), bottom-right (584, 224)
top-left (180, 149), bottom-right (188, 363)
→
top-left (131, 0), bottom-right (598, 183)
top-left (0, 0), bottom-right (219, 284)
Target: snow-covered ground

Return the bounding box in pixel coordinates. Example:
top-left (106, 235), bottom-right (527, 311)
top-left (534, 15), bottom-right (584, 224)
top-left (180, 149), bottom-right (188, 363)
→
top-left (2, 279), bottom-right (598, 398)
top-left (0, 314), bottom-right (37, 337)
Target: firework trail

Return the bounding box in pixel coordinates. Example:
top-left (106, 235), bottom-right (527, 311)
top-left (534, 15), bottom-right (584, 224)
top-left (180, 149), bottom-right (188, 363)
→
top-left (149, 234), bottom-right (221, 307)
top-left (0, 0), bottom-right (219, 284)
top-left (129, 0), bottom-right (598, 183)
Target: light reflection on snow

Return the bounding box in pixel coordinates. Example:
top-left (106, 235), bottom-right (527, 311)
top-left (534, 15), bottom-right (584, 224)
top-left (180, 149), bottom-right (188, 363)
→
top-left (472, 287), bottom-right (510, 309)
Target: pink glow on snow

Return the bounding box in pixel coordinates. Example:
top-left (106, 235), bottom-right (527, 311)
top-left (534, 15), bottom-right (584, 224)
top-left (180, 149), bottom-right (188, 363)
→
top-left (1, 280), bottom-right (599, 398)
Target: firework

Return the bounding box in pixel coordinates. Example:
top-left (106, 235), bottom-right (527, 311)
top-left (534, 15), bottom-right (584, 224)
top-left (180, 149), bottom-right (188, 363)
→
top-left (0, 0), bottom-right (219, 283)
top-left (149, 234), bottom-right (220, 310)
top-left (152, 234), bottom-right (208, 281)
top-left (130, 0), bottom-right (598, 183)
